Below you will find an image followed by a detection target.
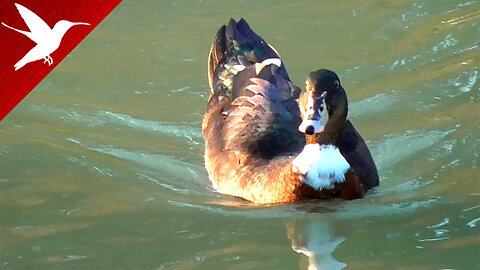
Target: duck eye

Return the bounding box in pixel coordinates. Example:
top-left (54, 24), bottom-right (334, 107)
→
top-left (333, 80), bottom-right (340, 88)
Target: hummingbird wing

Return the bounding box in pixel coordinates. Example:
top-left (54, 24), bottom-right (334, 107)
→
top-left (14, 3), bottom-right (52, 44)
top-left (14, 45), bottom-right (44, 70)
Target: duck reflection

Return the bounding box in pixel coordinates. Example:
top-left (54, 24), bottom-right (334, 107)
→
top-left (286, 217), bottom-right (346, 270)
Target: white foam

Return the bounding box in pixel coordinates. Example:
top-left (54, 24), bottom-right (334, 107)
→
top-left (292, 144), bottom-right (350, 190)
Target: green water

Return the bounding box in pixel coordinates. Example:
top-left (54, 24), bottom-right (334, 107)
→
top-left (1, 0), bottom-right (479, 269)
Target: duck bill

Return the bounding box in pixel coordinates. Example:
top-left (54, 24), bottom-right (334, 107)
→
top-left (298, 95), bottom-right (329, 135)
top-left (298, 118), bottom-right (325, 135)
top-left (298, 93), bottom-right (328, 135)
top-left (298, 87), bottom-right (329, 135)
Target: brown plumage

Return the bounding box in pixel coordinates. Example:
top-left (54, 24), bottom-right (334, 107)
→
top-left (203, 19), bottom-right (379, 203)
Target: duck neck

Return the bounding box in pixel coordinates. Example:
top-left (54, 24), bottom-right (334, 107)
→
top-left (306, 107), bottom-right (347, 146)
top-left (305, 128), bottom-right (343, 147)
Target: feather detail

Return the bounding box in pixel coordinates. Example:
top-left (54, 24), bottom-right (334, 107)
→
top-left (293, 144), bottom-right (350, 190)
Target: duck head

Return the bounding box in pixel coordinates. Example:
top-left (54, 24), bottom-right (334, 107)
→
top-left (298, 69), bottom-right (348, 146)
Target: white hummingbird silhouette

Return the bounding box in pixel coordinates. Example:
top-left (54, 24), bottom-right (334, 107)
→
top-left (2, 3), bottom-right (90, 70)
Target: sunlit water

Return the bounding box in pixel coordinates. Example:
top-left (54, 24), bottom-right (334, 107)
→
top-left (1, 0), bottom-right (479, 269)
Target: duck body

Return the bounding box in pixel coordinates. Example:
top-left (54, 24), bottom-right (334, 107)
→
top-left (203, 19), bottom-right (379, 203)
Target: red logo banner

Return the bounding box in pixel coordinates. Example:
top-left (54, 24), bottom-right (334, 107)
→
top-left (0, 0), bottom-right (123, 121)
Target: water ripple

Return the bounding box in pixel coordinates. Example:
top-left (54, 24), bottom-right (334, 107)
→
top-left (75, 139), bottom-right (205, 181)
top-left (67, 137), bottom-right (209, 196)
top-left (28, 105), bottom-right (203, 144)
top-left (167, 197), bottom-right (439, 220)
top-left (349, 91), bottom-right (401, 117)
top-left (467, 216), bottom-right (480, 227)
top-left (372, 129), bottom-right (455, 170)
top-left (100, 111), bottom-right (203, 143)
top-left (448, 69), bottom-right (478, 93)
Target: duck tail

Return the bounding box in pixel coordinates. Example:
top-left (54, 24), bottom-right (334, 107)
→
top-left (208, 24), bottom-right (226, 90)
top-left (208, 18), bottom-right (287, 94)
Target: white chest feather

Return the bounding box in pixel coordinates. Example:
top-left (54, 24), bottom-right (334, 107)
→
top-left (292, 144), bottom-right (350, 190)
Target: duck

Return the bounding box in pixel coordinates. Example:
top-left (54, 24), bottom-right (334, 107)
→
top-left (202, 18), bottom-right (379, 203)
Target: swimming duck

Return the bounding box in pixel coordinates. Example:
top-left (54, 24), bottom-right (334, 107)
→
top-left (203, 18), bottom-right (379, 203)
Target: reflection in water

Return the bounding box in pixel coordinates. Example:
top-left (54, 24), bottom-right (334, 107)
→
top-left (286, 218), bottom-right (346, 270)
top-left (0, 0), bottom-right (479, 269)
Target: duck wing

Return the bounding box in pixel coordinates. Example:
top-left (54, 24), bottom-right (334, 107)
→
top-left (339, 121), bottom-right (379, 189)
top-left (204, 18), bottom-right (304, 161)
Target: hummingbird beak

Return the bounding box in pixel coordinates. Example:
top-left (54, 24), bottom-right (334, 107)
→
top-left (73, 22), bottom-right (90, 26)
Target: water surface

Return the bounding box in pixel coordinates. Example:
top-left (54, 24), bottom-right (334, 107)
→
top-left (1, 0), bottom-right (479, 269)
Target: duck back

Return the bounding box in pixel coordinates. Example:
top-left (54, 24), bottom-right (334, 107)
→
top-left (204, 18), bottom-right (304, 162)
top-left (203, 19), bottom-right (309, 201)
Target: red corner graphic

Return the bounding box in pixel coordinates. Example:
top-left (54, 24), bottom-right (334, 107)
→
top-left (0, 0), bottom-right (123, 121)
